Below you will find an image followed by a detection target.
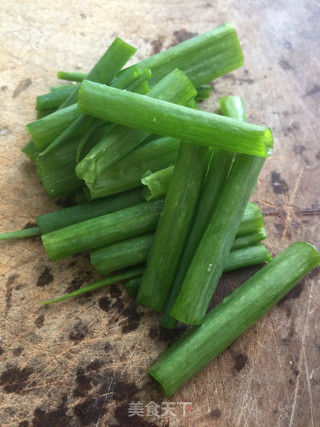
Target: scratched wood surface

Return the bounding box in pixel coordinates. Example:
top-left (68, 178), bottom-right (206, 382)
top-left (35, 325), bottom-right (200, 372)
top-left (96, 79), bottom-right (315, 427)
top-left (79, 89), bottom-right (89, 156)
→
top-left (0, 1), bottom-right (319, 426)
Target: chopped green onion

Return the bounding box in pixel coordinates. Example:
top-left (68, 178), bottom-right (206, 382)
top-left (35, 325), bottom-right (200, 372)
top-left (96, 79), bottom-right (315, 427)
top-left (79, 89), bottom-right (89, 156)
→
top-left (149, 242), bottom-right (320, 397)
top-left (161, 103), bottom-right (243, 329)
top-left (104, 243), bottom-right (272, 300)
top-left (223, 243), bottom-right (272, 272)
top-left (195, 85), bottom-right (212, 101)
top-left (36, 188), bottom-right (144, 233)
top-left (85, 137), bottom-right (180, 199)
top-left (91, 233), bottom-right (154, 275)
top-left (27, 104), bottom-right (84, 151)
top-left (141, 166), bottom-right (174, 201)
top-left (41, 66), bottom-right (150, 157)
top-left (33, 125), bottom-right (109, 198)
top-left (91, 233), bottom-right (270, 277)
top-left (135, 23), bottom-right (243, 88)
top-left (37, 108), bottom-right (58, 119)
top-left (41, 266), bottom-right (144, 305)
top-left (42, 198), bottom-right (164, 261)
top-left (21, 139), bottom-right (39, 159)
top-left (59, 37), bottom-right (136, 109)
top-left (171, 96), bottom-right (267, 325)
top-left (125, 277), bottom-right (142, 298)
top-left (0, 227), bottom-right (40, 241)
top-left (232, 228), bottom-right (266, 250)
top-left (75, 69), bottom-right (196, 184)
top-left (36, 85), bottom-right (79, 111)
top-left (136, 140), bottom-right (212, 311)
top-left (50, 84), bottom-right (76, 92)
top-left (27, 38), bottom-right (137, 152)
top-left (58, 24), bottom-right (243, 90)
top-left (57, 71), bottom-right (87, 82)
top-left (78, 82), bottom-right (273, 157)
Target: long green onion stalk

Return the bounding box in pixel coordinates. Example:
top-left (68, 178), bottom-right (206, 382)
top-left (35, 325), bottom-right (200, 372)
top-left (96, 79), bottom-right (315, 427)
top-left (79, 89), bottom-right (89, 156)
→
top-left (41, 265), bottom-right (144, 305)
top-left (149, 242), bottom-right (320, 397)
top-left (85, 137), bottom-right (180, 199)
top-left (75, 69), bottom-right (196, 184)
top-left (161, 98), bottom-right (244, 328)
top-left (78, 82), bottom-right (273, 157)
top-left (171, 97), bottom-right (267, 325)
top-left (42, 199), bottom-right (164, 261)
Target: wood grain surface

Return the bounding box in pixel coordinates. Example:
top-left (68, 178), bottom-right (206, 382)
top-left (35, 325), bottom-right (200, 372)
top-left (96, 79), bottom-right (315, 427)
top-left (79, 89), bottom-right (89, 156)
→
top-left (0, 1), bottom-right (319, 426)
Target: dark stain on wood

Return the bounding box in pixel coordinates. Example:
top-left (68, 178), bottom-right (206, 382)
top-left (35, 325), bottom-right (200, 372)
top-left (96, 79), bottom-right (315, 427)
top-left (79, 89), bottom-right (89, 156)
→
top-left (23, 221), bottom-right (38, 229)
top-left (271, 172), bottom-right (289, 194)
top-left (98, 296), bottom-right (111, 312)
top-left (0, 364), bottom-right (34, 394)
top-left (36, 266), bottom-right (53, 287)
top-left (104, 342), bottom-right (112, 352)
top-left (12, 346), bottom-right (24, 357)
top-left (278, 58), bottom-right (294, 71)
top-left (73, 395), bottom-right (107, 426)
top-left (149, 324), bottom-right (188, 347)
top-left (65, 277), bottom-right (85, 293)
top-left (233, 353), bottom-right (248, 372)
top-left (151, 37), bottom-right (164, 54)
top-left (170, 29), bottom-right (198, 47)
top-left (304, 84), bottom-right (320, 97)
top-left (74, 367), bottom-right (92, 397)
top-left (13, 78), bottom-right (32, 98)
top-left (35, 314), bottom-right (45, 328)
top-left (274, 223), bottom-right (285, 235)
top-left (293, 144), bottom-right (305, 155)
top-left (296, 205), bottom-right (320, 216)
top-left (121, 305), bottom-right (141, 333)
top-left (209, 408), bottom-right (222, 418)
top-left (110, 283), bottom-right (122, 298)
top-left (32, 396), bottom-right (70, 427)
top-left (69, 321), bottom-right (89, 342)
top-left (5, 273), bottom-right (19, 314)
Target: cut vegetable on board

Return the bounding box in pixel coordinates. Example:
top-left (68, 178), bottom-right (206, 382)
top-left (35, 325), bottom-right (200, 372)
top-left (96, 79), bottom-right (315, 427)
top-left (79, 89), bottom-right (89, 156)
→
top-left (1, 22), bottom-right (319, 401)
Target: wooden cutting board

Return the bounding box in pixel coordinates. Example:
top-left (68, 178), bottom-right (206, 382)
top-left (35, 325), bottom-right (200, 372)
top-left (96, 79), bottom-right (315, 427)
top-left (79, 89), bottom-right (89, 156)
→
top-left (0, 1), bottom-right (319, 426)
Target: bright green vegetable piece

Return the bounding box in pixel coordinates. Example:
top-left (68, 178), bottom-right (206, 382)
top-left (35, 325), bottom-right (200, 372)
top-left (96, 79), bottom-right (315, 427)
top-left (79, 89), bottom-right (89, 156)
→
top-left (136, 139), bottom-right (211, 311)
top-left (42, 198), bottom-right (164, 261)
top-left (161, 100), bottom-right (244, 328)
top-left (195, 85), bottom-right (212, 101)
top-left (78, 82), bottom-right (273, 157)
top-left (76, 68), bottom-right (196, 184)
top-left (171, 96), bottom-right (267, 325)
top-left (41, 66), bottom-right (150, 157)
top-left (26, 38), bottom-right (137, 152)
top-left (149, 242), bottom-right (320, 397)
top-left (85, 137), bottom-right (180, 200)
top-left (57, 71), bottom-right (87, 82)
top-left (59, 37), bottom-right (136, 110)
top-left (91, 233), bottom-right (270, 277)
top-left (141, 166), bottom-right (174, 201)
top-left (36, 85), bottom-right (79, 111)
top-left (0, 227), bottom-right (40, 240)
top-left (125, 277), bottom-right (142, 298)
top-left (135, 23), bottom-right (243, 88)
top-left (41, 266), bottom-right (144, 305)
top-left (36, 188), bottom-right (144, 233)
